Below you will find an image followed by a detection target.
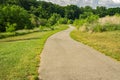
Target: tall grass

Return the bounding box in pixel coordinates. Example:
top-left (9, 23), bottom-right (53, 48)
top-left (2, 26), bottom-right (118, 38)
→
top-left (74, 15), bottom-right (120, 32)
top-left (94, 15), bottom-right (120, 32)
top-left (71, 30), bottom-right (120, 61)
top-left (99, 16), bottom-right (120, 25)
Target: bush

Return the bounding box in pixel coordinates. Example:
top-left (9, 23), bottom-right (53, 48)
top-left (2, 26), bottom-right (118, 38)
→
top-left (79, 12), bottom-right (93, 19)
top-left (57, 18), bottom-right (68, 24)
top-left (74, 14), bottom-right (99, 31)
top-left (103, 23), bottom-right (120, 31)
top-left (47, 13), bottom-right (61, 30)
top-left (93, 24), bottom-right (105, 32)
top-left (67, 19), bottom-right (73, 24)
top-left (0, 5), bottom-right (32, 32)
top-left (115, 13), bottom-right (120, 17)
top-left (73, 19), bottom-right (87, 30)
top-left (93, 23), bottom-right (120, 32)
top-left (86, 14), bottom-right (99, 24)
top-left (30, 14), bottom-right (39, 27)
top-left (39, 19), bottom-right (48, 26)
top-left (6, 23), bottom-right (16, 32)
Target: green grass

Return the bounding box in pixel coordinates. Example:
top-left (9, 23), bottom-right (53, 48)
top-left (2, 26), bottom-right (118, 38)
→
top-left (71, 30), bottom-right (120, 61)
top-left (0, 25), bottom-right (68, 80)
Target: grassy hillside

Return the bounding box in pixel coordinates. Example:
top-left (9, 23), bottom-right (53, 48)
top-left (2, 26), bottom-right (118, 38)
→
top-left (71, 16), bottom-right (120, 61)
top-left (71, 30), bottom-right (120, 61)
top-left (0, 25), bottom-right (68, 80)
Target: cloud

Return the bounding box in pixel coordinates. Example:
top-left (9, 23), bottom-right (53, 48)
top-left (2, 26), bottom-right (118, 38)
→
top-left (112, 0), bottom-right (120, 3)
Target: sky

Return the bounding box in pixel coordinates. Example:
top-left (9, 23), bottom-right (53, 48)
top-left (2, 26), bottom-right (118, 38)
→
top-left (112, 0), bottom-right (120, 3)
top-left (40, 0), bottom-right (120, 8)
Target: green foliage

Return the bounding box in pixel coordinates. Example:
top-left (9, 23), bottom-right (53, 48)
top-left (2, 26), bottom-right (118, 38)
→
top-left (79, 12), bottom-right (93, 19)
top-left (83, 6), bottom-right (93, 12)
top-left (0, 0), bottom-right (120, 33)
top-left (107, 7), bottom-right (120, 16)
top-left (94, 6), bottom-right (107, 17)
top-left (93, 23), bottom-right (120, 32)
top-left (74, 14), bottom-right (99, 30)
top-left (30, 14), bottom-right (39, 27)
top-left (39, 18), bottom-right (48, 26)
top-left (86, 14), bottom-right (99, 23)
top-left (48, 13), bottom-right (61, 29)
top-left (6, 22), bottom-right (16, 32)
top-left (74, 19), bottom-right (86, 27)
top-left (103, 23), bottom-right (120, 31)
top-left (1, 0), bottom-right (120, 32)
top-left (64, 5), bottom-right (81, 19)
top-left (38, 18), bottom-right (49, 31)
top-left (73, 19), bottom-right (85, 30)
top-left (76, 15), bottom-right (120, 32)
top-left (0, 5), bottom-right (32, 32)
top-left (67, 19), bottom-right (73, 24)
top-left (93, 24), bottom-right (105, 32)
top-left (115, 13), bottom-right (120, 17)
top-left (57, 18), bottom-right (68, 24)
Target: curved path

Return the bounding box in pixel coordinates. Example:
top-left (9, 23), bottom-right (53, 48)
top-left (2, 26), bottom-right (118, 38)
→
top-left (39, 26), bottom-right (120, 80)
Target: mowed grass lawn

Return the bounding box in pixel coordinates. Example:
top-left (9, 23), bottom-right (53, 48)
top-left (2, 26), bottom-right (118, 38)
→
top-left (0, 25), bottom-right (68, 80)
top-left (71, 30), bottom-right (120, 61)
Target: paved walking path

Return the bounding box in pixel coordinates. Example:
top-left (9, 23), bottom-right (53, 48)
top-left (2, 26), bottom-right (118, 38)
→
top-left (39, 26), bottom-right (120, 80)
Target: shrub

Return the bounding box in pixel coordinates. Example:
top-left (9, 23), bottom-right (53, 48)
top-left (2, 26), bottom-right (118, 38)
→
top-left (47, 13), bottom-right (61, 30)
top-left (79, 12), bottom-right (93, 19)
top-left (93, 24), bottom-right (105, 32)
top-left (73, 19), bottom-right (87, 30)
top-left (0, 5), bottom-right (32, 31)
top-left (39, 26), bottom-right (44, 31)
top-left (6, 23), bottom-right (16, 32)
top-left (39, 18), bottom-right (48, 26)
top-left (30, 14), bottom-right (39, 27)
top-left (103, 23), bottom-right (120, 31)
top-left (73, 19), bottom-right (83, 26)
top-left (93, 23), bottom-right (120, 32)
top-left (115, 13), bottom-right (120, 17)
top-left (67, 19), bottom-right (73, 24)
top-left (57, 18), bottom-right (68, 24)
top-left (86, 14), bottom-right (99, 24)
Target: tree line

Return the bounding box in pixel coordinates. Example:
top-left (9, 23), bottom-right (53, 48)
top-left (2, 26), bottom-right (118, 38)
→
top-left (0, 0), bottom-right (120, 32)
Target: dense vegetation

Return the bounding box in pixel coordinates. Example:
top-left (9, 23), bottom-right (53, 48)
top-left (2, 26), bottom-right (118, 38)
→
top-left (73, 14), bottom-right (120, 32)
top-left (0, 0), bottom-right (120, 32)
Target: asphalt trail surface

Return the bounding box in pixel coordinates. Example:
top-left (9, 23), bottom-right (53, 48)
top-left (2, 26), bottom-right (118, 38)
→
top-left (39, 26), bottom-right (120, 80)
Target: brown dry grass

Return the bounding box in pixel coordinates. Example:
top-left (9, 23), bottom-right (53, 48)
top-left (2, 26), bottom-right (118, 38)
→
top-left (99, 15), bottom-right (120, 25)
top-left (71, 30), bottom-right (120, 61)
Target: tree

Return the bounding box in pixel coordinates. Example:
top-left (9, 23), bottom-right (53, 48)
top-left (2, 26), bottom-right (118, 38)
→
top-left (107, 7), bottom-right (120, 16)
top-left (79, 12), bottom-right (93, 19)
top-left (95, 6), bottom-right (107, 17)
top-left (0, 5), bottom-right (32, 32)
top-left (65, 5), bottom-right (81, 20)
top-left (83, 6), bottom-right (93, 12)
